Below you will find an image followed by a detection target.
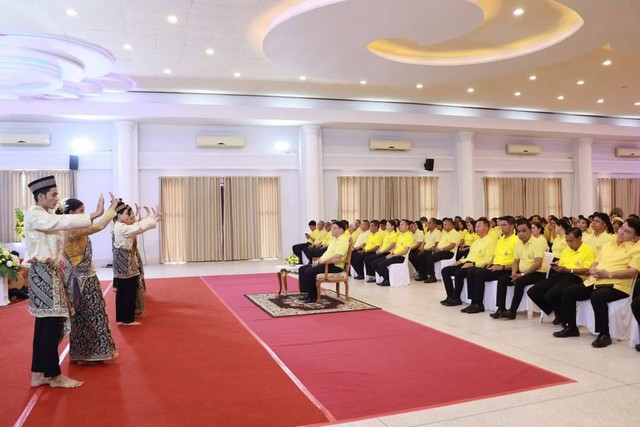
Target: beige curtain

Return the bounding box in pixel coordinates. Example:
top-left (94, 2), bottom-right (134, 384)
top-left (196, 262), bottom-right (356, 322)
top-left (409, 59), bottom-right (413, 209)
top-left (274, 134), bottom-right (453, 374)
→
top-left (223, 177), bottom-right (281, 260)
top-left (483, 177), bottom-right (562, 217)
top-left (338, 176), bottom-right (437, 220)
top-left (597, 178), bottom-right (640, 216)
top-left (0, 170), bottom-right (75, 242)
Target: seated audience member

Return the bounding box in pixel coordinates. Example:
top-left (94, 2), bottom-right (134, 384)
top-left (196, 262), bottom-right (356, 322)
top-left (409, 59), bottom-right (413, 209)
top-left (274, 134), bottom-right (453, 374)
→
top-left (576, 216), bottom-right (591, 234)
top-left (351, 220), bottom-right (382, 280)
top-left (582, 212), bottom-right (615, 257)
top-left (611, 216), bottom-right (623, 234)
top-left (411, 218), bottom-right (440, 274)
top-left (419, 216), bottom-right (428, 229)
top-left (491, 219), bottom-right (548, 319)
top-left (489, 218), bottom-right (501, 241)
top-left (462, 216), bottom-right (519, 314)
top-left (292, 220), bottom-right (318, 263)
top-left (553, 219), bottom-right (640, 347)
top-left (297, 221), bottom-right (350, 303)
top-left (609, 207), bottom-right (624, 220)
top-left (374, 219), bottom-right (414, 286)
top-left (528, 227), bottom-right (596, 324)
top-left (304, 220), bottom-right (331, 262)
top-left (352, 220), bottom-right (370, 252)
top-left (365, 220), bottom-right (398, 282)
top-left (551, 217), bottom-right (571, 259)
top-left (631, 273), bottom-right (640, 352)
top-left (435, 219), bottom-right (443, 232)
top-left (456, 218), bottom-right (478, 260)
top-left (441, 217), bottom-right (495, 306)
top-left (531, 221), bottom-right (545, 244)
top-left (417, 218), bottom-right (460, 283)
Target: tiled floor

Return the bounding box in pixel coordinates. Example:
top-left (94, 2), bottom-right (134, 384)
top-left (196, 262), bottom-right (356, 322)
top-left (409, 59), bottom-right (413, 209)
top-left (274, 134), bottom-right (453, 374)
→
top-left (97, 261), bottom-right (640, 426)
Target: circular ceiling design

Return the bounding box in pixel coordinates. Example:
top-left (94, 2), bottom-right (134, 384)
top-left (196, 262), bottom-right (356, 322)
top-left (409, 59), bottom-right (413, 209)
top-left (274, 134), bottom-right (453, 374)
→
top-left (0, 33), bottom-right (135, 99)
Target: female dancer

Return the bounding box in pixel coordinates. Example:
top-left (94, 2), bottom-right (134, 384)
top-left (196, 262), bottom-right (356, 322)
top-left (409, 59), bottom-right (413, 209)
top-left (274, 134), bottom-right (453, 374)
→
top-left (61, 193), bottom-right (119, 363)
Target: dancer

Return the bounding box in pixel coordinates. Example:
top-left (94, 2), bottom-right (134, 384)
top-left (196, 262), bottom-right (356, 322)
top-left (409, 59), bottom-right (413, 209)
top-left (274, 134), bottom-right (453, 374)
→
top-left (61, 194), bottom-right (119, 363)
top-left (112, 201), bottom-right (162, 326)
top-left (25, 175), bottom-right (102, 388)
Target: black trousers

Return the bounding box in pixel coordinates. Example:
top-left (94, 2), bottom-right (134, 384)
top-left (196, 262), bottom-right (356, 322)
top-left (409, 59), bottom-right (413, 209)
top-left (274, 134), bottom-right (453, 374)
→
top-left (374, 256), bottom-right (405, 281)
top-left (292, 242), bottom-right (310, 261)
top-left (527, 272), bottom-right (583, 316)
top-left (418, 250), bottom-right (454, 278)
top-left (303, 246), bottom-right (326, 264)
top-left (115, 276), bottom-right (139, 323)
top-left (467, 268), bottom-right (511, 304)
top-left (365, 253), bottom-right (389, 277)
top-left (496, 272), bottom-right (546, 312)
top-left (299, 263), bottom-right (343, 300)
top-left (441, 264), bottom-right (475, 299)
top-left (350, 250), bottom-right (370, 277)
top-left (408, 250), bottom-right (422, 272)
top-left (591, 286), bottom-right (629, 336)
top-left (560, 284), bottom-right (594, 327)
top-left (32, 316), bottom-right (64, 377)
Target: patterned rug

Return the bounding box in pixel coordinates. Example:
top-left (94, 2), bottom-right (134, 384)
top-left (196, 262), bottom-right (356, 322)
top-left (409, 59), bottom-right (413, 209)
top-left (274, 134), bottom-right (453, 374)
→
top-left (245, 290), bottom-right (380, 317)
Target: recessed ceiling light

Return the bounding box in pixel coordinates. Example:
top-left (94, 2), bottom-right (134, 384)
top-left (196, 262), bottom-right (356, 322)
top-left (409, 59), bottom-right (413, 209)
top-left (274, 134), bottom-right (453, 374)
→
top-left (233, 72), bottom-right (241, 78)
top-left (557, 95), bottom-right (564, 100)
top-left (123, 43), bottom-right (132, 50)
top-left (360, 80), bottom-right (367, 85)
top-left (513, 8), bottom-right (524, 16)
top-left (167, 15), bottom-right (178, 24)
top-left (602, 59), bottom-right (612, 66)
top-left (467, 87), bottom-right (474, 93)
top-left (529, 75), bottom-right (537, 81)
top-left (299, 75), bottom-right (307, 81)
top-left (635, 102), bottom-right (640, 106)
top-left (66, 9), bottom-right (78, 17)
top-left (597, 98), bottom-right (604, 103)
top-left (163, 68), bottom-right (172, 74)
top-left (205, 48), bottom-right (214, 55)
top-left (514, 91), bottom-right (521, 96)
top-left (416, 84), bottom-right (423, 89)
top-left (576, 80), bottom-right (584, 85)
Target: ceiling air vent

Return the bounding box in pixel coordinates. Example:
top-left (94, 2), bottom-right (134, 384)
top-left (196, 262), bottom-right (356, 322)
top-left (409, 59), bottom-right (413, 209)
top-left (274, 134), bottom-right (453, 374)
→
top-left (196, 135), bottom-right (245, 148)
top-left (506, 144), bottom-right (541, 155)
top-left (369, 139), bottom-right (411, 151)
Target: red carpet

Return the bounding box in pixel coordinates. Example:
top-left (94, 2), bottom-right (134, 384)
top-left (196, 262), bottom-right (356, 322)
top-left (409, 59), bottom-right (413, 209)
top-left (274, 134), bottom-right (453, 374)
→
top-left (204, 273), bottom-right (574, 421)
top-left (1, 278), bottom-right (328, 427)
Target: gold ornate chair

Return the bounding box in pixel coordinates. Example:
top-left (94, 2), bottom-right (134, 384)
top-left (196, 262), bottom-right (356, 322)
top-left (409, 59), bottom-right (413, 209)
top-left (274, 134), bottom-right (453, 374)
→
top-left (315, 240), bottom-right (354, 303)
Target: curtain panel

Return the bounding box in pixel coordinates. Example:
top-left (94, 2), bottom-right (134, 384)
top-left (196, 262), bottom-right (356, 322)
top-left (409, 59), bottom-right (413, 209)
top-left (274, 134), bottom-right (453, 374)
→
top-left (597, 178), bottom-right (640, 217)
top-left (483, 177), bottom-right (562, 218)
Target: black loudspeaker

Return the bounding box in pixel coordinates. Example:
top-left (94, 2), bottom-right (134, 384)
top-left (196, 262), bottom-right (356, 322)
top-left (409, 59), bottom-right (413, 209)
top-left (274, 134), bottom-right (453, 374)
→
top-left (69, 155), bottom-right (79, 170)
top-left (423, 158), bottom-right (434, 171)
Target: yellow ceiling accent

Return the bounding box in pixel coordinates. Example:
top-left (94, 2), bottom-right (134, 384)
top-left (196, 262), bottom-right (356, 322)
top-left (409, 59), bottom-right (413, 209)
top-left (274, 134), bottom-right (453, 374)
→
top-left (367, 0), bottom-right (584, 65)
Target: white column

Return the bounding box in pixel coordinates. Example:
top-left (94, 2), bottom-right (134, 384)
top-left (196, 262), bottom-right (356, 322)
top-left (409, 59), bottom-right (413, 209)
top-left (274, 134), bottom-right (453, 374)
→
top-left (298, 125), bottom-right (323, 224)
top-left (112, 121), bottom-right (139, 204)
top-left (572, 137), bottom-right (595, 215)
top-left (455, 132), bottom-right (476, 216)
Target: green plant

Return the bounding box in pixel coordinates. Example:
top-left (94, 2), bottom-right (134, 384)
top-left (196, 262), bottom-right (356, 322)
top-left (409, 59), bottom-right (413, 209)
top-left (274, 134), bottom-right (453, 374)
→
top-left (15, 208), bottom-right (24, 240)
top-left (0, 246), bottom-right (20, 281)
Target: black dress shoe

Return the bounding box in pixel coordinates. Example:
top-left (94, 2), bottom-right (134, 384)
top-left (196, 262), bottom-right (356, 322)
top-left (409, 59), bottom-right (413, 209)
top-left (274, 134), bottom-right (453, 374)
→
top-left (366, 277), bottom-right (376, 283)
top-left (553, 326), bottom-right (580, 338)
top-left (354, 275), bottom-right (364, 280)
top-left (440, 297), bottom-right (452, 305)
top-left (466, 304), bottom-right (485, 314)
top-left (502, 310), bottom-right (517, 320)
top-left (423, 277), bottom-right (438, 284)
top-left (446, 298), bottom-right (463, 306)
top-left (415, 276), bottom-right (425, 281)
top-left (378, 280), bottom-right (391, 286)
top-left (552, 317), bottom-right (562, 325)
top-left (635, 344), bottom-right (640, 352)
top-left (591, 333), bottom-right (612, 348)
top-left (460, 305), bottom-right (471, 313)
top-left (303, 297), bottom-right (315, 303)
top-left (489, 309), bottom-right (506, 319)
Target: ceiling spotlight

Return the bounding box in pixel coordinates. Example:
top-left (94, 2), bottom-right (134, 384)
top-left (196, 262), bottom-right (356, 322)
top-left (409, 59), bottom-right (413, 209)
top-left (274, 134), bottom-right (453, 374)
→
top-left (360, 80), bottom-right (367, 85)
top-left (123, 43), bottom-right (132, 50)
top-left (513, 8), bottom-right (524, 16)
top-left (602, 59), bottom-right (612, 66)
top-left (167, 15), bottom-right (178, 24)
top-left (205, 48), bottom-right (214, 55)
top-left (597, 98), bottom-right (604, 103)
top-left (557, 95), bottom-right (564, 100)
top-left (416, 84), bottom-right (423, 89)
top-left (233, 72), bottom-right (241, 78)
top-left (529, 75), bottom-right (537, 81)
top-left (163, 68), bottom-right (172, 74)
top-left (514, 91), bottom-right (521, 96)
top-left (66, 9), bottom-right (78, 17)
top-left (635, 102), bottom-right (640, 106)
top-left (299, 75), bottom-right (307, 81)
top-left (467, 87), bottom-right (474, 93)
top-left (576, 80), bottom-right (584, 85)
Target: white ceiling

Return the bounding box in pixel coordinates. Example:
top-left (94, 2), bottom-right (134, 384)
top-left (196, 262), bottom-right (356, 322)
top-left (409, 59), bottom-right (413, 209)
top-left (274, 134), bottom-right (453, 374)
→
top-left (1, 0), bottom-right (640, 119)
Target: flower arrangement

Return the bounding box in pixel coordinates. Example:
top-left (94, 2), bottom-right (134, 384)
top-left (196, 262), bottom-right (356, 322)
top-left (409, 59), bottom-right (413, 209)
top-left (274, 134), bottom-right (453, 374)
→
top-left (15, 208), bottom-right (24, 240)
top-left (284, 254), bottom-right (300, 265)
top-left (0, 246), bottom-right (21, 281)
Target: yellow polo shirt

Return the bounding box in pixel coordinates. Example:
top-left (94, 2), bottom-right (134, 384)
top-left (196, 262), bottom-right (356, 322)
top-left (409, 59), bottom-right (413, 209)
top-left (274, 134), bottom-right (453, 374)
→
top-left (393, 231), bottom-right (415, 257)
top-left (354, 230), bottom-right (370, 248)
top-left (558, 243), bottom-right (597, 279)
top-left (350, 227), bottom-right (362, 243)
top-left (515, 237), bottom-right (547, 273)
top-left (582, 232), bottom-right (615, 257)
top-left (307, 228), bottom-right (319, 244)
top-left (319, 233), bottom-right (350, 269)
top-left (364, 230), bottom-right (384, 252)
top-left (321, 230), bottom-right (333, 245)
top-left (584, 241), bottom-right (640, 294)
top-left (314, 230), bottom-right (327, 245)
top-left (437, 230), bottom-right (461, 252)
top-left (551, 235), bottom-right (568, 259)
top-left (423, 229), bottom-right (441, 251)
top-left (413, 229), bottom-right (425, 244)
top-left (379, 231), bottom-right (398, 253)
top-left (462, 230), bottom-right (479, 246)
top-left (492, 233), bottom-right (519, 266)
top-left (489, 227), bottom-right (501, 241)
top-left (461, 234), bottom-right (496, 267)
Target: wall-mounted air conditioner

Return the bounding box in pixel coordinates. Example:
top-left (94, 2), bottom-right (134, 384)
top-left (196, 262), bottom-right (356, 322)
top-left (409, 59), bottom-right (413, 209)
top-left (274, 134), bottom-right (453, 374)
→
top-left (615, 147), bottom-right (639, 157)
top-left (506, 144), bottom-right (541, 155)
top-left (369, 139), bottom-right (411, 151)
top-left (0, 133), bottom-right (51, 146)
top-left (196, 135), bottom-right (245, 148)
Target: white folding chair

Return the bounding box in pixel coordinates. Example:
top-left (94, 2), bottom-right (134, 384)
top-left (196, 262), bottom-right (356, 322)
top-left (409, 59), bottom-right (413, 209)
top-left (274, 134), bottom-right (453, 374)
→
top-left (435, 247), bottom-right (458, 280)
top-left (389, 250), bottom-right (411, 287)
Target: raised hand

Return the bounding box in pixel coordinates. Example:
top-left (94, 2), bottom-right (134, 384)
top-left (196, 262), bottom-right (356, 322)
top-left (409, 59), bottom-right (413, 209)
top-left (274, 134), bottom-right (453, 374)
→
top-left (90, 194), bottom-right (105, 221)
top-left (108, 192), bottom-right (118, 211)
